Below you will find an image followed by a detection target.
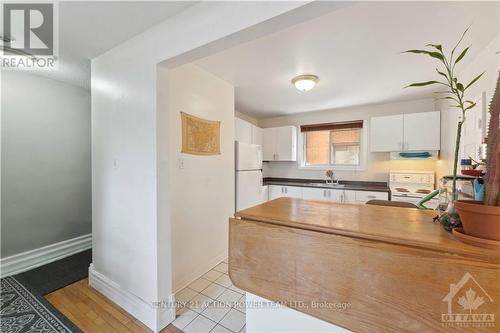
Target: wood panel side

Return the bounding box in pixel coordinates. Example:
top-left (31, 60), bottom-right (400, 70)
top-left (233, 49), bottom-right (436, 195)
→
top-left (228, 218), bottom-right (500, 333)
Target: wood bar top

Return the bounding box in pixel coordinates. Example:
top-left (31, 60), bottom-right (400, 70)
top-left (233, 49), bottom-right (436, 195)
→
top-left (235, 197), bottom-right (499, 259)
top-left (230, 198), bottom-right (500, 332)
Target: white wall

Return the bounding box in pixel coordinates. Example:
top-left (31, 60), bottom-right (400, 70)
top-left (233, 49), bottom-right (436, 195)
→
top-left (160, 64), bottom-right (234, 292)
top-left (259, 98), bottom-right (437, 182)
top-left (436, 35), bottom-right (500, 181)
top-left (91, 2), bottom-right (311, 331)
top-left (1, 72), bottom-right (91, 257)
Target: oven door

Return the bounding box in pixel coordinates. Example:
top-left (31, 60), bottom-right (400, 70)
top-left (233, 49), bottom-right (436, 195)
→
top-left (391, 194), bottom-right (422, 205)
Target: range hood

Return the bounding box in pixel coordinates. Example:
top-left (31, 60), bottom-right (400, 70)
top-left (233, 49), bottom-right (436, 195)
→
top-left (390, 151), bottom-right (439, 160)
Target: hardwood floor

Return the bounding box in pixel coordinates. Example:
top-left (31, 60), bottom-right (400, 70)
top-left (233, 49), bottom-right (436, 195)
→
top-left (45, 279), bottom-right (182, 333)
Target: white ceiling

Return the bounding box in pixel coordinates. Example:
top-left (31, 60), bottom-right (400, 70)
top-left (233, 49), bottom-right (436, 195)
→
top-left (59, 1), bottom-right (195, 60)
top-left (195, 1), bottom-right (500, 118)
top-left (4, 1), bottom-right (195, 90)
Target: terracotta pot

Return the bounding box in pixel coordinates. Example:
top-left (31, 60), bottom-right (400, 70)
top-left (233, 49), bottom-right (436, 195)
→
top-left (455, 200), bottom-right (500, 241)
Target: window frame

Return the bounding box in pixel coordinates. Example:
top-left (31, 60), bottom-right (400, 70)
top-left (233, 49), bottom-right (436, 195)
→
top-left (299, 125), bottom-right (367, 171)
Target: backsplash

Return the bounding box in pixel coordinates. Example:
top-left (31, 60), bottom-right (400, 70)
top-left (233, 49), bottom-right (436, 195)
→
top-left (263, 158), bottom-right (438, 183)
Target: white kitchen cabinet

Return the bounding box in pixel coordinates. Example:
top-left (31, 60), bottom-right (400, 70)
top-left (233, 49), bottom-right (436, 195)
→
top-left (263, 126), bottom-right (297, 161)
top-left (235, 117), bottom-right (264, 146)
top-left (263, 129), bottom-right (274, 161)
top-left (252, 125), bottom-right (263, 146)
top-left (343, 190), bottom-right (356, 203)
top-left (284, 186), bottom-right (302, 198)
top-left (301, 187), bottom-right (344, 202)
top-left (268, 184), bottom-right (388, 204)
top-left (235, 117), bottom-right (252, 143)
top-left (403, 111), bottom-right (440, 151)
top-left (370, 111), bottom-right (440, 152)
top-left (328, 189), bottom-right (345, 202)
top-left (268, 185), bottom-right (302, 200)
top-left (370, 114), bottom-right (404, 152)
top-left (302, 187), bottom-right (329, 201)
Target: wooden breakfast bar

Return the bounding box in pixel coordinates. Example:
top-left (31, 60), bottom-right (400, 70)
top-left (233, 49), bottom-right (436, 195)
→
top-left (228, 198), bottom-right (500, 332)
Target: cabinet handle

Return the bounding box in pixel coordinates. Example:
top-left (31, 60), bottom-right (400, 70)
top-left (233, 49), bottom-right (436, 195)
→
top-left (285, 187), bottom-right (288, 194)
top-left (281, 187), bottom-right (284, 194)
top-left (323, 190), bottom-right (326, 198)
top-left (367, 195), bottom-right (376, 199)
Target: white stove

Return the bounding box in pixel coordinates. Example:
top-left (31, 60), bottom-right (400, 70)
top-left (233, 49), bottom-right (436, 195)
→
top-left (389, 170), bottom-right (438, 208)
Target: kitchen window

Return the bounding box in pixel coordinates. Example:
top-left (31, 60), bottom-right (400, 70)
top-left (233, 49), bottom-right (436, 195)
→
top-left (301, 120), bottom-right (363, 167)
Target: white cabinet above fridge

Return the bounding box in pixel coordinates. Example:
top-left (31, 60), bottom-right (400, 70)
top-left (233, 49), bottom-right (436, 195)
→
top-left (262, 126), bottom-right (297, 161)
top-left (235, 117), bottom-right (263, 145)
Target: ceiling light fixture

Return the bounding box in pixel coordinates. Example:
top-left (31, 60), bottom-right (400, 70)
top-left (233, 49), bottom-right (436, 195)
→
top-left (292, 74), bottom-right (319, 92)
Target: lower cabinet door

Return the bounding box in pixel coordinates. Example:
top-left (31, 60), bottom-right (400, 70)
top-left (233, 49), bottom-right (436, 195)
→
top-left (269, 185), bottom-right (303, 200)
top-left (302, 187), bottom-right (328, 201)
top-left (343, 190), bottom-right (356, 203)
top-left (268, 185), bottom-right (283, 200)
top-left (327, 189), bottom-right (344, 202)
top-left (283, 186), bottom-right (302, 198)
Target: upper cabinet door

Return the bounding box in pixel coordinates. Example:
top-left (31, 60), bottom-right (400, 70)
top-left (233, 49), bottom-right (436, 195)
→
top-left (275, 126), bottom-right (297, 161)
top-left (262, 126), bottom-right (297, 161)
top-left (262, 128), bottom-right (275, 161)
top-left (403, 111), bottom-right (441, 151)
top-left (370, 114), bottom-right (404, 152)
top-left (252, 125), bottom-right (263, 146)
top-left (235, 117), bottom-right (253, 143)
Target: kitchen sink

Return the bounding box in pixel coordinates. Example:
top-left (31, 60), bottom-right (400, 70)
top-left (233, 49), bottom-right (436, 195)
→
top-left (307, 183), bottom-right (346, 188)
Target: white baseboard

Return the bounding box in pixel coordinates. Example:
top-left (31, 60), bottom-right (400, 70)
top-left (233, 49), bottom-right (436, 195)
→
top-left (89, 264), bottom-right (175, 333)
top-left (0, 234), bottom-right (92, 278)
top-left (174, 250), bottom-right (228, 293)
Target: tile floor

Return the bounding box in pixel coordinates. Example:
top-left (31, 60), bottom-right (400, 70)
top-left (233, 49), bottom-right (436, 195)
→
top-left (173, 259), bottom-right (246, 333)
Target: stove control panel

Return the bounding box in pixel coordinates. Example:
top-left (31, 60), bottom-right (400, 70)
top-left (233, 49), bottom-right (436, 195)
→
top-left (389, 170), bottom-right (435, 192)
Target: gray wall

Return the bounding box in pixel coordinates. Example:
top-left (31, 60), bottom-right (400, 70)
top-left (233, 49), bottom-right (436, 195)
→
top-left (1, 71), bottom-right (91, 258)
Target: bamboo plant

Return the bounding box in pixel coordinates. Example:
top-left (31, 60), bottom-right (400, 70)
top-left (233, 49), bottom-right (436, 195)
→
top-left (403, 28), bottom-right (484, 228)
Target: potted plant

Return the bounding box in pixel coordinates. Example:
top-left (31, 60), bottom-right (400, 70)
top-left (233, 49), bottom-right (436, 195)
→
top-left (455, 74), bottom-right (500, 240)
top-left (403, 29), bottom-right (486, 230)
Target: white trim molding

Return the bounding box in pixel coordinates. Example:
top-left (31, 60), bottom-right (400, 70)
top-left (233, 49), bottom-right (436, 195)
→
top-left (0, 234), bottom-right (92, 278)
top-left (89, 264), bottom-right (175, 333)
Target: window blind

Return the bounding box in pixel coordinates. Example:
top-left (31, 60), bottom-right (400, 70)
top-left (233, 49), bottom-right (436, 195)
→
top-left (300, 120), bottom-right (363, 132)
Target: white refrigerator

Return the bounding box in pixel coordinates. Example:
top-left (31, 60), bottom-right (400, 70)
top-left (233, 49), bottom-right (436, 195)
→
top-left (235, 141), bottom-right (268, 211)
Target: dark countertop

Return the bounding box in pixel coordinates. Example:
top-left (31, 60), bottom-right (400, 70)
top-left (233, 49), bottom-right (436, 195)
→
top-left (263, 177), bottom-right (390, 193)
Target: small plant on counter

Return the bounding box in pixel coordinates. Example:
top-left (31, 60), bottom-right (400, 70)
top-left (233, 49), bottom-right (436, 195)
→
top-left (325, 169), bottom-right (334, 184)
top-left (403, 28), bottom-right (484, 230)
